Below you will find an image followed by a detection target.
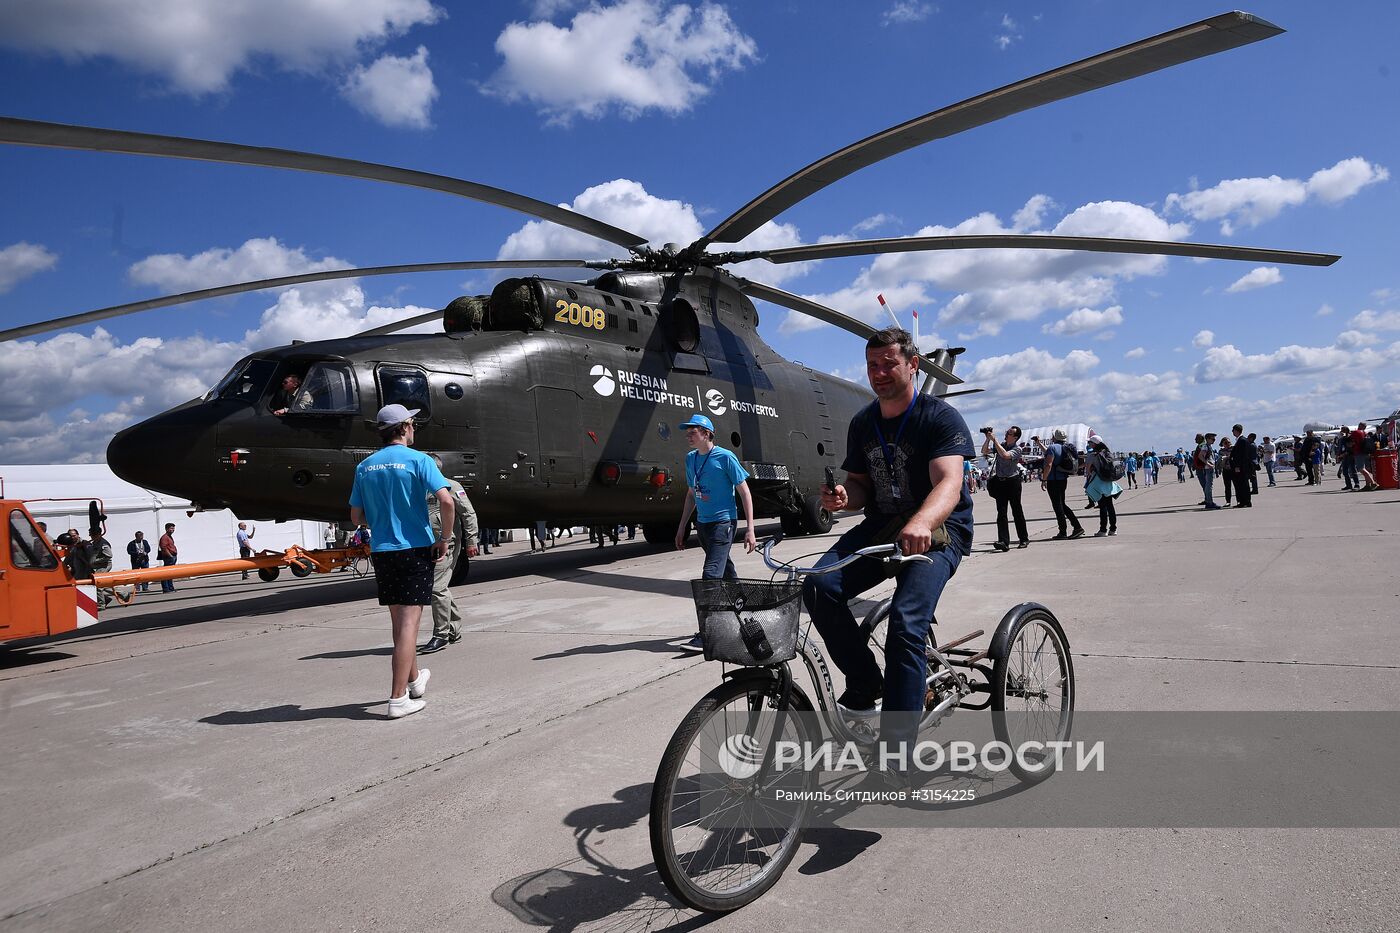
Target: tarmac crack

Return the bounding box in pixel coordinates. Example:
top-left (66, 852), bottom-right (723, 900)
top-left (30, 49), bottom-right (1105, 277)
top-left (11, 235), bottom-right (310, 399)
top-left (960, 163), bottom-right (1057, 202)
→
top-left (0, 658), bottom-right (706, 924)
top-left (1077, 651), bottom-right (1400, 670)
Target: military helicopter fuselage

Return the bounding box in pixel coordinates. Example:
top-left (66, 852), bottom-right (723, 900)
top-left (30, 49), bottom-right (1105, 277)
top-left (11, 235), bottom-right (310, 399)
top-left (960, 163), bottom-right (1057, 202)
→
top-left (107, 266), bottom-right (886, 539)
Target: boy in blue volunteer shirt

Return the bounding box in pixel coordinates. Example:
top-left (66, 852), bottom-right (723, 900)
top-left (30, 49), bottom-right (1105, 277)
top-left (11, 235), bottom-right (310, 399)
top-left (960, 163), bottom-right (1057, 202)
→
top-left (349, 403), bottom-right (454, 719)
top-left (675, 413), bottom-right (757, 652)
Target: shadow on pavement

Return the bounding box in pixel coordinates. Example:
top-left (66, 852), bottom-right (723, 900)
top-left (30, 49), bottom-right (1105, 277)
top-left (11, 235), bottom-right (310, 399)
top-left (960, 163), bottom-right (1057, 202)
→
top-left (535, 569), bottom-right (693, 600)
top-left (0, 648), bottom-right (77, 670)
top-left (199, 701), bottom-right (381, 724)
top-left (489, 781), bottom-right (897, 931)
top-left (534, 637), bottom-right (699, 661)
top-left (299, 646), bottom-right (393, 660)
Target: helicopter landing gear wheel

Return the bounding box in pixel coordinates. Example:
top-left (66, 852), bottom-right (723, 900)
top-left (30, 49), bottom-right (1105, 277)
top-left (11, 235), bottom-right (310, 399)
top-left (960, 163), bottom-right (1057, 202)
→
top-left (257, 566), bottom-right (280, 582)
top-left (798, 495), bottom-right (832, 535)
top-left (642, 522), bottom-right (675, 546)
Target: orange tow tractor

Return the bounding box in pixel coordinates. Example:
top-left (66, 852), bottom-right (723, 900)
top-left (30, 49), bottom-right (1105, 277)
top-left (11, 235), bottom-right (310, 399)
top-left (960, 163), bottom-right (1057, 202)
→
top-left (1, 498), bottom-right (367, 643)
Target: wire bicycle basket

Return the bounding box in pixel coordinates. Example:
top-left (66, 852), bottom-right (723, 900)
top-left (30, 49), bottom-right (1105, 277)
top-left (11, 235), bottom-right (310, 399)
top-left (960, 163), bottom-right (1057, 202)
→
top-left (690, 578), bottom-right (804, 666)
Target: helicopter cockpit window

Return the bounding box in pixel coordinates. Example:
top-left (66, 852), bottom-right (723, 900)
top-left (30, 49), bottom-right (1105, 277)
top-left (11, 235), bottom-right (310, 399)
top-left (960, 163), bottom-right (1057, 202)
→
top-left (213, 359), bottom-right (278, 404)
top-left (377, 366), bottom-right (431, 418)
top-left (291, 362), bottom-right (358, 414)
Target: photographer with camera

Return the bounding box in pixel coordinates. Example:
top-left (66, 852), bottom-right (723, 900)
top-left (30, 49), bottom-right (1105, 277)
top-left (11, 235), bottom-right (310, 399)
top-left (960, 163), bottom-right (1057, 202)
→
top-left (981, 425), bottom-right (1030, 551)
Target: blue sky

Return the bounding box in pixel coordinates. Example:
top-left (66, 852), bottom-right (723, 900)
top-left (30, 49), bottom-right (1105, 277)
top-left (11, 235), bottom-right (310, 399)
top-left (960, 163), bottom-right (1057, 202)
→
top-left (1, 0), bottom-right (1397, 462)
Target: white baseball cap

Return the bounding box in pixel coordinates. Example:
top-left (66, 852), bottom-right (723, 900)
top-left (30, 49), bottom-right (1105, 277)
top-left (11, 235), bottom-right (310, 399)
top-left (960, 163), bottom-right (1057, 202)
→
top-left (375, 403), bottom-right (420, 428)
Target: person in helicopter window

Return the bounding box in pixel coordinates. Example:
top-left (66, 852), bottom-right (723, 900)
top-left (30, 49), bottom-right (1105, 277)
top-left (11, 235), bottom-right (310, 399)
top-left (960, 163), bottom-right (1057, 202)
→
top-left (269, 373), bottom-right (302, 416)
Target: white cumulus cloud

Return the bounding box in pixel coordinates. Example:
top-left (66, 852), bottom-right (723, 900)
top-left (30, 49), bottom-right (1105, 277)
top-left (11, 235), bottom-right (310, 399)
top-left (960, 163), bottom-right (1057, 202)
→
top-left (129, 237), bottom-right (351, 294)
top-left (497, 178), bottom-right (810, 285)
top-left (1193, 329), bottom-right (1215, 349)
top-left (1192, 341), bottom-right (1399, 383)
top-left (342, 46), bottom-right (437, 129)
top-left (1124, 347), bottom-right (1146, 360)
top-left (882, 2), bottom-right (934, 26)
top-left (0, 0), bottom-right (443, 94)
top-left (1042, 305), bottom-right (1123, 336)
top-left (1166, 157), bottom-right (1388, 235)
top-left (0, 241), bottom-right (58, 293)
top-left (1225, 266), bottom-right (1282, 293)
top-left (486, 0), bottom-right (758, 122)
top-left (1350, 309), bottom-right (1400, 331)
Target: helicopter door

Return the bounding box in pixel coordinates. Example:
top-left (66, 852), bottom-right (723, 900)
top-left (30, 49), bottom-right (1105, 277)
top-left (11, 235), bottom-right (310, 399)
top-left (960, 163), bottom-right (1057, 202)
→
top-left (532, 387), bottom-right (582, 486)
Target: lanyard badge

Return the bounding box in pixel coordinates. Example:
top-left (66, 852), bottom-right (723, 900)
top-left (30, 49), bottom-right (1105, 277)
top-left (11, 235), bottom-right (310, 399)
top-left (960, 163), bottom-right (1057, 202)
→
top-left (871, 396), bottom-right (917, 500)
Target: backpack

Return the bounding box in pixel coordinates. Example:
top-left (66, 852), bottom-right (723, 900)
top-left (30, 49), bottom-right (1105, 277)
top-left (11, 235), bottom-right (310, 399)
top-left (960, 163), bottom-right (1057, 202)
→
top-left (1056, 443), bottom-right (1080, 476)
top-left (1100, 455), bottom-right (1125, 482)
top-left (1362, 435), bottom-right (1377, 455)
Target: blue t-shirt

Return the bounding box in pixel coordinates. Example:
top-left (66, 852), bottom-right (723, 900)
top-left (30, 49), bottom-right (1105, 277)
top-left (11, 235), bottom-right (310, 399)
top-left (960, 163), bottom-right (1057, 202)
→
top-left (1125, 455), bottom-right (1138, 472)
top-left (686, 446), bottom-right (749, 523)
top-left (841, 395), bottom-right (976, 556)
top-left (348, 445), bottom-right (449, 552)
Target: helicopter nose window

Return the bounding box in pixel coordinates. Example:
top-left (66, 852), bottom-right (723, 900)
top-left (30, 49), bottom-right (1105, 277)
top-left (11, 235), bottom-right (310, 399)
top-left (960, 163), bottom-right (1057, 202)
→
top-left (377, 365), bottom-right (431, 418)
top-left (292, 362), bottom-right (358, 414)
top-left (213, 359), bottom-right (278, 404)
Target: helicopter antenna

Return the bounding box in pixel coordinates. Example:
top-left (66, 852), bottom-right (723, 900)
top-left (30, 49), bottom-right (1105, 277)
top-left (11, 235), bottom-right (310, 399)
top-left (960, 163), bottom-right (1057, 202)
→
top-left (875, 293), bottom-right (902, 329)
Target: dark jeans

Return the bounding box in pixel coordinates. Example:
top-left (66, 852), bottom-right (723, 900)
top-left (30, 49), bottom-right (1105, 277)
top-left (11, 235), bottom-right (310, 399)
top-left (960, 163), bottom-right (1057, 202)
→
top-left (1222, 470), bottom-right (1233, 503)
top-left (694, 519), bottom-right (738, 581)
top-left (987, 476), bottom-right (1028, 544)
top-left (240, 545), bottom-right (253, 579)
top-left (1265, 462), bottom-right (1276, 486)
top-left (1232, 471), bottom-right (1252, 507)
top-left (1045, 478), bottom-right (1082, 534)
top-left (1341, 454), bottom-right (1359, 488)
top-left (1249, 467), bottom-right (1259, 494)
top-left (160, 554), bottom-right (176, 592)
top-left (803, 517), bottom-right (961, 746)
top-left (1098, 495), bottom-right (1116, 531)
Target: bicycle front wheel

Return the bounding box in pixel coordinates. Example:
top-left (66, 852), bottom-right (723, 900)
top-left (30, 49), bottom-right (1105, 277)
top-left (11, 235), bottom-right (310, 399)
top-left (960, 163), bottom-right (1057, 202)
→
top-left (649, 675), bottom-right (814, 913)
top-left (990, 607), bottom-right (1075, 784)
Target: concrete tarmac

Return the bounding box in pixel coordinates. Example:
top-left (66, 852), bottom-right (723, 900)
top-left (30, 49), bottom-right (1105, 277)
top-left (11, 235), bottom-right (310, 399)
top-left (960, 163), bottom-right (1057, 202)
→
top-left (2, 473), bottom-right (1398, 931)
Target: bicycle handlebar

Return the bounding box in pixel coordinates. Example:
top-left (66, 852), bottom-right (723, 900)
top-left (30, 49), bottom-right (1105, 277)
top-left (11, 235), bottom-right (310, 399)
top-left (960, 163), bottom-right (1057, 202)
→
top-left (760, 530), bottom-right (934, 577)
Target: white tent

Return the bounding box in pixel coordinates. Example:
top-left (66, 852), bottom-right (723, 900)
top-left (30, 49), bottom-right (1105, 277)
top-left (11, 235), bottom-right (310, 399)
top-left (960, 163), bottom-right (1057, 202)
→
top-left (1018, 422), bottom-right (1096, 454)
top-left (0, 464), bottom-right (328, 567)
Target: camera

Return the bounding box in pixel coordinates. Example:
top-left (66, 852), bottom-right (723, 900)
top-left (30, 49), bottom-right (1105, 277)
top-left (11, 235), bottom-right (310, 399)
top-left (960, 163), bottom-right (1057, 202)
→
top-left (980, 427), bottom-right (994, 435)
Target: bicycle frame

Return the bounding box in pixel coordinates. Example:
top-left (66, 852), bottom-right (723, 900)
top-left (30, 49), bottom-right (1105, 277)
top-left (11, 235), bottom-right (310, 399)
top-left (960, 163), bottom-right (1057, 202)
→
top-left (729, 537), bottom-right (987, 746)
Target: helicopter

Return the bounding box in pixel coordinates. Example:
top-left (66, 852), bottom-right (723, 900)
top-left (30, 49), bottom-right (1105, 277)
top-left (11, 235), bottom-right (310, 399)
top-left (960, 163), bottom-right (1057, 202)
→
top-left (0, 11), bottom-right (1338, 582)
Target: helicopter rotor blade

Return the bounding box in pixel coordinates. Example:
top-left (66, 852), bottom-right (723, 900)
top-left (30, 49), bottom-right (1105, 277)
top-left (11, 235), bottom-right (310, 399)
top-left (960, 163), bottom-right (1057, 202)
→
top-left (355, 310), bottom-right (445, 338)
top-left (0, 259), bottom-right (598, 343)
top-left (743, 235), bottom-right (1340, 267)
top-left (703, 11), bottom-right (1282, 245)
top-left (739, 279), bottom-right (962, 385)
top-left (0, 117), bottom-right (650, 250)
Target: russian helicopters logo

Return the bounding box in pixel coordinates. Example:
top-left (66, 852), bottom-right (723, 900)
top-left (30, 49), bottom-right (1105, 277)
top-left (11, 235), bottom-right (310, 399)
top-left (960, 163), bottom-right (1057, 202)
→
top-left (705, 388), bottom-right (728, 416)
top-left (590, 365), bottom-right (616, 397)
top-left (717, 733), bottom-right (764, 779)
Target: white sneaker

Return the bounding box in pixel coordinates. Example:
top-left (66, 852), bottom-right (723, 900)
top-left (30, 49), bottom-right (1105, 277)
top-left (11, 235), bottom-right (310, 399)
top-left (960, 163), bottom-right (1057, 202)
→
top-left (387, 692), bottom-right (425, 719)
top-left (408, 668), bottom-right (430, 699)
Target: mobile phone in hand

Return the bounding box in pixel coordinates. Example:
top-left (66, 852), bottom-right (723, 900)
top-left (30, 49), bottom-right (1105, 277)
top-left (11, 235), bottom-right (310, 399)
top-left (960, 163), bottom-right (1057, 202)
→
top-left (824, 466), bottom-right (837, 494)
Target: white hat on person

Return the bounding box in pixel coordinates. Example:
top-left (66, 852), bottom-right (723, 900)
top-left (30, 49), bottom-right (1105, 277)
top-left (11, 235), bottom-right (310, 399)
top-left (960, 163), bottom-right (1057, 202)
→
top-left (375, 403), bottom-right (420, 428)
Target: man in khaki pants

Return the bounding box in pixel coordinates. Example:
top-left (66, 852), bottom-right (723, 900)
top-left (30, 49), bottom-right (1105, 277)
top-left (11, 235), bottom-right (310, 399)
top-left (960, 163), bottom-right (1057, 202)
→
top-left (419, 469), bottom-right (479, 655)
